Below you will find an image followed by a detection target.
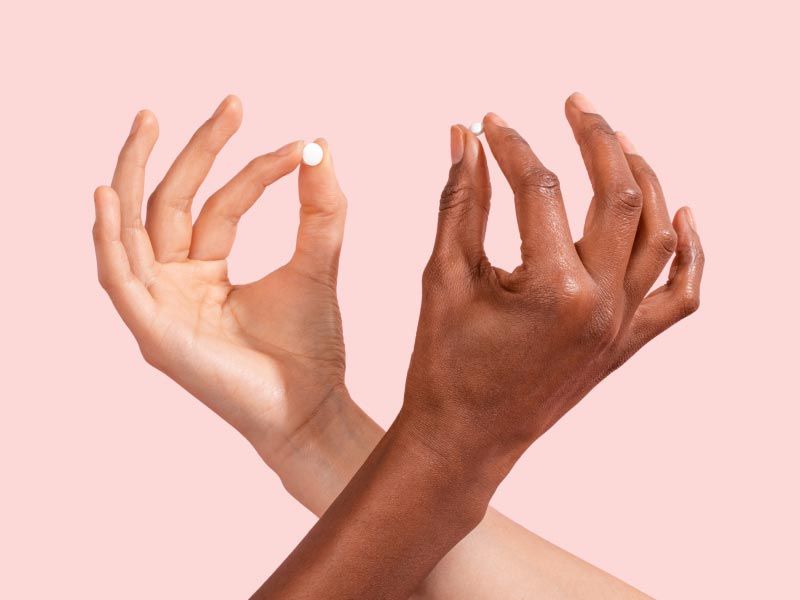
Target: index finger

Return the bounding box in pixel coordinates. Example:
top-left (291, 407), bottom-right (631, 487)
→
top-left (482, 113), bottom-right (577, 266)
top-left (189, 141), bottom-right (303, 261)
top-left (566, 93), bottom-right (643, 291)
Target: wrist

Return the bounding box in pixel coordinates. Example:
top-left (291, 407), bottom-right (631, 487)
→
top-left (395, 403), bottom-right (523, 494)
top-left (389, 410), bottom-right (501, 527)
top-left (250, 383), bottom-right (384, 515)
top-left (252, 410), bottom-right (498, 599)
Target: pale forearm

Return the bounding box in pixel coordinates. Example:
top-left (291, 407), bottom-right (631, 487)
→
top-left (417, 510), bottom-right (652, 600)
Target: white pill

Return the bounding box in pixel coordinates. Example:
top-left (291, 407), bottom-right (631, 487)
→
top-left (469, 121), bottom-right (484, 136)
top-left (302, 142), bottom-right (324, 166)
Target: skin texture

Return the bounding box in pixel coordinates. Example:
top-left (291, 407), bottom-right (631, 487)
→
top-left (251, 93), bottom-right (704, 599)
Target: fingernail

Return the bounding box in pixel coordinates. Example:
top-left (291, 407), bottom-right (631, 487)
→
top-left (615, 131), bottom-right (637, 154)
top-left (302, 141), bottom-right (324, 166)
top-left (685, 207), bottom-right (697, 231)
top-left (571, 92), bottom-right (596, 114)
top-left (450, 125), bottom-right (465, 164)
top-left (485, 112), bottom-right (508, 127)
top-left (275, 140), bottom-right (300, 156)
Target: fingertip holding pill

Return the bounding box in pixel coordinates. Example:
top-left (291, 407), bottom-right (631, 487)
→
top-left (302, 142), bottom-right (324, 166)
top-left (469, 121), bottom-right (484, 136)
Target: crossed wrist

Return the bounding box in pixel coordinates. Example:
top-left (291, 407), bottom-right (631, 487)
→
top-left (249, 383), bottom-right (351, 464)
top-left (390, 409), bottom-right (504, 521)
top-left (248, 383), bottom-right (384, 514)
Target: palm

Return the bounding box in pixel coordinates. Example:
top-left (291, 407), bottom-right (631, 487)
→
top-left (228, 265), bottom-right (344, 372)
top-left (139, 257), bottom-right (345, 438)
top-left (94, 97), bottom-right (348, 447)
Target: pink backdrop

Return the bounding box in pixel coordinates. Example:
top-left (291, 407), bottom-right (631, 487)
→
top-left (2, 1), bottom-right (797, 597)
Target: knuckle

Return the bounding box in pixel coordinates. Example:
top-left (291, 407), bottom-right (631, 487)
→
top-left (681, 290), bottom-right (701, 317)
top-left (528, 270), bottom-right (623, 348)
top-left (147, 189), bottom-right (191, 214)
top-left (548, 270), bottom-right (585, 300)
top-left (439, 179), bottom-right (480, 213)
top-left (602, 184), bottom-right (643, 214)
top-left (579, 286), bottom-right (620, 346)
top-left (302, 189), bottom-right (347, 218)
top-left (222, 209), bottom-right (242, 227)
top-left (203, 196), bottom-right (241, 226)
top-left (650, 227), bottom-right (678, 257)
top-left (535, 270), bottom-right (595, 314)
top-left (516, 165), bottom-right (561, 198)
top-left (589, 307), bottom-right (620, 347)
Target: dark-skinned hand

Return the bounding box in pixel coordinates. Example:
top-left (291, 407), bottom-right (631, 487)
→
top-left (253, 93), bottom-right (704, 600)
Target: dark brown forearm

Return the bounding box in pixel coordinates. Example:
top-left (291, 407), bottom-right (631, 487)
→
top-left (250, 411), bottom-right (497, 599)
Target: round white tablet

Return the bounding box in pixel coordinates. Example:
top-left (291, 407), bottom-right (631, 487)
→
top-left (469, 121), bottom-right (484, 136)
top-left (302, 142), bottom-right (324, 166)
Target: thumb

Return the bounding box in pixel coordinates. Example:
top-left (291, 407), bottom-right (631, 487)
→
top-left (431, 125), bottom-right (490, 268)
top-left (292, 138), bottom-right (347, 283)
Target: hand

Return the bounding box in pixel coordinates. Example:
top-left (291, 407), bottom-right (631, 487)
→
top-left (403, 93), bottom-right (705, 477)
top-left (252, 94), bottom-right (700, 600)
top-left (92, 96), bottom-right (351, 471)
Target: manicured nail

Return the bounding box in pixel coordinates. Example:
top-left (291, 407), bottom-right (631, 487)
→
top-left (685, 207), bottom-right (697, 231)
top-left (469, 121), bottom-right (484, 136)
top-left (615, 131), bottom-right (637, 154)
top-left (275, 140), bottom-right (300, 156)
top-left (570, 92), bottom-right (596, 114)
top-left (302, 141), bottom-right (324, 166)
top-left (450, 126), bottom-right (465, 164)
top-left (485, 112), bottom-right (508, 127)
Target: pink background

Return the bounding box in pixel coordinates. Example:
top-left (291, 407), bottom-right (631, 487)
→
top-left (2, 1), bottom-right (798, 598)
